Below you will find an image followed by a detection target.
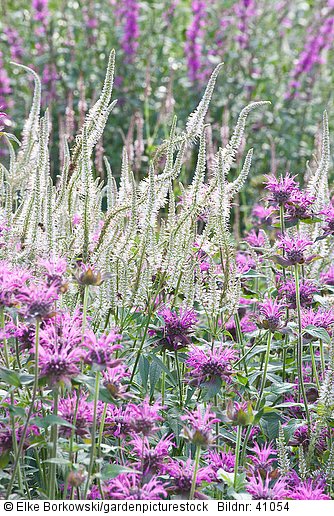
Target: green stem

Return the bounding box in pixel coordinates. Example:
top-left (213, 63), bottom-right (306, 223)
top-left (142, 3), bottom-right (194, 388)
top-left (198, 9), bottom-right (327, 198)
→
top-left (49, 388), bottom-right (59, 499)
top-left (6, 319), bottom-right (40, 498)
top-left (256, 331), bottom-right (272, 410)
top-left (189, 446), bottom-right (201, 500)
top-left (234, 426), bottom-right (242, 489)
top-left (174, 349), bottom-right (183, 408)
top-left (234, 313), bottom-right (248, 376)
top-left (319, 339), bottom-right (325, 378)
top-left (83, 371), bottom-right (100, 498)
top-left (310, 342), bottom-right (320, 390)
top-left (294, 264), bottom-right (311, 427)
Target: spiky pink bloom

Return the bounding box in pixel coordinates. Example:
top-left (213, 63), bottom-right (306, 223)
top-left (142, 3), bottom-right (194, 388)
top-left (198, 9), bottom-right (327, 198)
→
top-left (0, 423), bottom-right (38, 454)
top-left (246, 473), bottom-right (289, 500)
top-left (289, 479), bottom-right (330, 500)
top-left (278, 278), bottom-right (318, 309)
top-left (158, 307), bottom-right (198, 350)
top-left (40, 310), bottom-right (83, 350)
top-left (301, 307), bottom-right (334, 335)
top-left (236, 252), bottom-right (256, 274)
top-left (163, 458), bottom-right (212, 498)
top-left (130, 434), bottom-right (174, 474)
top-left (277, 234), bottom-right (313, 265)
top-left (39, 256), bottom-right (67, 291)
top-left (206, 449), bottom-right (235, 478)
top-left (186, 345), bottom-right (237, 386)
top-left (125, 398), bottom-right (163, 436)
top-left (181, 405), bottom-right (218, 446)
top-left (245, 229), bottom-right (266, 248)
top-left (252, 204), bottom-right (274, 225)
top-left (99, 473), bottom-right (167, 500)
top-left (320, 265), bottom-right (334, 285)
top-left (84, 329), bottom-right (122, 370)
top-left (285, 190), bottom-right (315, 221)
top-left (57, 392), bottom-right (93, 438)
top-left (264, 173), bottom-right (298, 206)
top-left (289, 424), bottom-right (328, 453)
top-left (16, 283), bottom-right (58, 320)
top-left (258, 298), bottom-right (285, 331)
top-left (247, 442), bottom-right (277, 476)
top-left (0, 262), bottom-right (31, 308)
top-left (102, 363), bottom-right (130, 399)
top-left (320, 204), bottom-right (334, 236)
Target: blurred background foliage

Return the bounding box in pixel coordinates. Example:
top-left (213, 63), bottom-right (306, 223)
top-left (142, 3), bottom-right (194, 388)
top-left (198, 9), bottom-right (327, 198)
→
top-left (0, 0), bottom-right (333, 191)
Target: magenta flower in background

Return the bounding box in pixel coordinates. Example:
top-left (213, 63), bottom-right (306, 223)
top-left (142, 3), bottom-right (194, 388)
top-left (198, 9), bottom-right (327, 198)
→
top-left (32, 0), bottom-right (49, 24)
top-left (252, 204), bottom-right (274, 226)
top-left (320, 265), bottom-right (334, 285)
top-left (186, 344), bottom-right (237, 386)
top-left (206, 449), bottom-right (235, 478)
top-left (39, 339), bottom-right (84, 387)
top-left (58, 392), bottom-right (93, 438)
top-left (16, 283), bottom-right (58, 320)
top-left (246, 473), bottom-right (289, 500)
top-left (257, 297), bottom-right (285, 331)
top-left (320, 204), bottom-right (334, 237)
top-left (278, 278), bottom-right (318, 308)
top-left (245, 229), bottom-right (266, 248)
top-left (163, 458), bottom-right (212, 498)
top-left (125, 398), bottom-right (163, 436)
top-left (247, 442), bottom-right (277, 476)
top-left (39, 256), bottom-right (67, 292)
top-left (130, 434), bottom-right (174, 474)
top-left (301, 307), bottom-right (334, 335)
top-left (288, 479), bottom-right (330, 500)
top-left (181, 405), bottom-right (219, 446)
top-left (185, 1), bottom-right (208, 83)
top-left (234, 0), bottom-right (257, 50)
top-left (277, 234), bottom-right (313, 266)
top-left (0, 262), bottom-right (31, 308)
top-left (158, 306), bottom-right (198, 350)
top-left (84, 329), bottom-right (122, 370)
top-left (3, 27), bottom-right (24, 61)
top-left (98, 473), bottom-right (167, 500)
top-left (264, 173), bottom-right (298, 206)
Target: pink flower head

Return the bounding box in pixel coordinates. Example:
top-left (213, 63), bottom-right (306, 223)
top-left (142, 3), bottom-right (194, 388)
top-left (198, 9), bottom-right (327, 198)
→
top-left (39, 256), bottom-right (67, 292)
top-left (99, 473), bottom-right (167, 500)
top-left (125, 398), bottom-right (163, 436)
top-left (320, 204), bottom-right (334, 236)
top-left (320, 265), bottom-right (334, 286)
top-left (16, 283), bottom-right (58, 320)
top-left (158, 306), bottom-right (198, 350)
top-left (84, 329), bottom-right (122, 370)
top-left (181, 405), bottom-right (219, 446)
top-left (245, 229), bottom-right (266, 248)
top-left (247, 473), bottom-right (289, 500)
top-left (258, 298), bottom-right (285, 331)
top-left (301, 307), bottom-right (334, 335)
top-left (289, 479), bottom-right (330, 500)
top-left (163, 458), bottom-right (212, 498)
top-left (247, 442), bottom-right (277, 476)
top-left (206, 449), bottom-right (235, 478)
top-left (277, 234), bottom-right (313, 265)
top-left (252, 204), bottom-right (274, 226)
top-left (236, 252), bottom-right (256, 274)
top-left (130, 434), bottom-right (174, 474)
top-left (278, 278), bottom-right (318, 309)
top-left (39, 339), bottom-right (84, 387)
top-left (264, 173), bottom-right (298, 206)
top-left (285, 190), bottom-right (315, 221)
top-left (58, 392), bottom-right (93, 438)
top-left (186, 344), bottom-right (237, 386)
top-left (102, 363), bottom-right (130, 399)
top-left (0, 262), bottom-right (31, 308)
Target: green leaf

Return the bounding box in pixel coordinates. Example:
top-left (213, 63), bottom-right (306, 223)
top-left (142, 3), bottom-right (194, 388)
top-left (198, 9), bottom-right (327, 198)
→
top-left (201, 377), bottom-right (222, 401)
top-left (138, 355), bottom-right (149, 387)
top-left (304, 326), bottom-right (331, 344)
top-left (32, 415), bottom-right (75, 430)
top-left (0, 367), bottom-right (21, 387)
top-left (149, 360), bottom-right (161, 397)
top-left (101, 464), bottom-right (140, 481)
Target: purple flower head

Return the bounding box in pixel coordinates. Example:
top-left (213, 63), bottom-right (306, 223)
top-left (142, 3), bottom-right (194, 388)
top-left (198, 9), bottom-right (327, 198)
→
top-left (301, 307), bottom-right (334, 336)
top-left (247, 442), bottom-right (277, 476)
top-left (252, 204), bottom-right (274, 226)
top-left (285, 190), bottom-right (315, 221)
top-left (320, 265), bottom-right (334, 285)
top-left (0, 262), bottom-right (31, 308)
top-left (320, 204), bottom-right (334, 236)
top-left (58, 392), bottom-right (93, 438)
top-left (130, 434), bottom-right (174, 475)
top-left (158, 306), bottom-right (198, 350)
top-left (32, 0), bottom-right (49, 24)
top-left (289, 424), bottom-right (328, 453)
top-left (236, 252), bottom-right (256, 274)
top-left (234, 0), bottom-right (257, 50)
top-left (257, 298), bottom-right (285, 331)
top-left (206, 449), bottom-right (235, 478)
top-left (16, 283), bottom-right (58, 320)
top-left (186, 344), bottom-right (237, 386)
top-left (246, 473), bottom-right (288, 500)
top-left (163, 458), bottom-right (212, 498)
top-left (289, 479), bottom-right (330, 500)
top-left (278, 278), bottom-right (318, 309)
top-left (4, 27), bottom-right (24, 61)
top-left (100, 473), bottom-right (167, 500)
top-left (0, 422), bottom-right (38, 454)
top-left (277, 234), bottom-right (313, 266)
top-left (181, 405), bottom-right (218, 447)
top-left (245, 229), bottom-right (266, 248)
top-left (39, 256), bottom-right (67, 292)
top-left (264, 173), bottom-right (298, 206)
top-left (12, 321), bottom-right (36, 351)
top-left (84, 329), bottom-right (122, 370)
top-left (125, 398), bottom-right (163, 436)
top-left (102, 363), bottom-right (130, 399)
